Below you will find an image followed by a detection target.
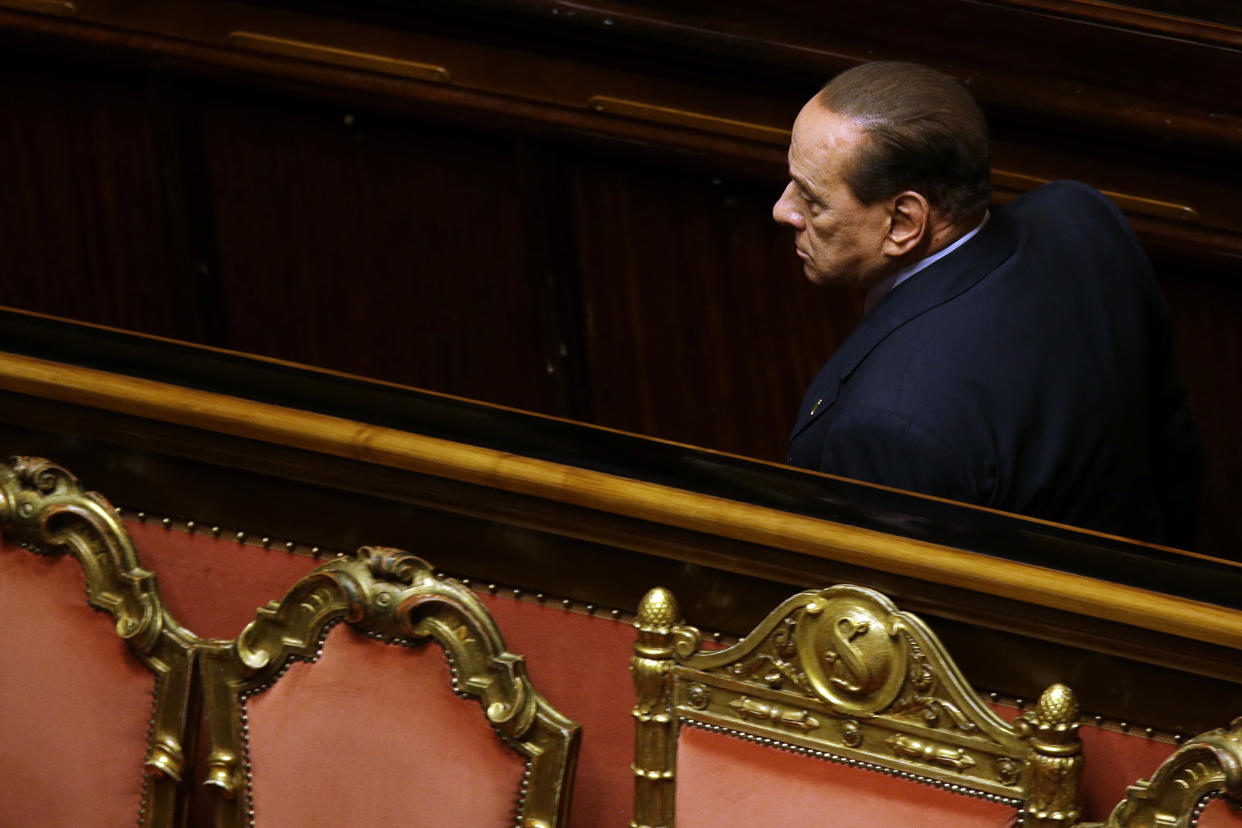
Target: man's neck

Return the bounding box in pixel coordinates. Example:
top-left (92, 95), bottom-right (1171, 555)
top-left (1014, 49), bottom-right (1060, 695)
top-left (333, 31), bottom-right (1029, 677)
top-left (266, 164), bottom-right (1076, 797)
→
top-left (927, 208), bottom-right (987, 257)
top-left (864, 210), bottom-right (989, 313)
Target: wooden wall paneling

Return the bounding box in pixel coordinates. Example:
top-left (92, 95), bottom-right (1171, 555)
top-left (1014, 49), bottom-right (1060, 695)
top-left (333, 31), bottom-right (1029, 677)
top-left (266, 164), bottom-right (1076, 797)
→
top-left (975, 0), bottom-right (1242, 40)
top-left (0, 51), bottom-right (181, 336)
top-left (197, 86), bottom-right (564, 415)
top-left (509, 139), bottom-right (594, 423)
top-left (988, 120), bottom-right (1242, 249)
top-left (569, 150), bottom-right (863, 462)
top-left (1156, 268), bottom-right (1242, 556)
top-left (144, 72), bottom-right (228, 348)
top-left (2, 2), bottom-right (1238, 553)
top-left (465, 0), bottom-right (1242, 149)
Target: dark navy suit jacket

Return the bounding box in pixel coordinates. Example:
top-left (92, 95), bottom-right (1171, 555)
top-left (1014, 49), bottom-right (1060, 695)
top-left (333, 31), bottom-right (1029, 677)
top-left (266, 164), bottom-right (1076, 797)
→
top-left (788, 181), bottom-right (1199, 546)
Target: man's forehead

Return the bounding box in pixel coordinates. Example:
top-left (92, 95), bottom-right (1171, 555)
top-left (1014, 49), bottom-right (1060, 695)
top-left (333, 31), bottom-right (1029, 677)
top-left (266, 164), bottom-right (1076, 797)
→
top-left (788, 103), bottom-right (863, 187)
top-left (793, 101), bottom-right (866, 154)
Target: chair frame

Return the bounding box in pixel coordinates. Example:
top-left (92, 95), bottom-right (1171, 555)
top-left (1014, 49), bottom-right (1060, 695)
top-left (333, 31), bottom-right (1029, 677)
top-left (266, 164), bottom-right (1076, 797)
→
top-left (0, 456), bottom-right (198, 828)
top-left (1078, 717), bottom-right (1242, 828)
top-left (631, 583), bottom-right (1084, 828)
top-left (199, 545), bottom-right (581, 828)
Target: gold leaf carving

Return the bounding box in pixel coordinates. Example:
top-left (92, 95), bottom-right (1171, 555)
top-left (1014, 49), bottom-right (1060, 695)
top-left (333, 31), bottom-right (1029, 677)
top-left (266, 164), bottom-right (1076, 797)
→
top-left (840, 719), bottom-right (863, 747)
top-left (202, 547), bottom-right (579, 827)
top-left (686, 682), bottom-right (711, 710)
top-left (728, 695), bottom-right (820, 733)
top-left (642, 585), bottom-right (1082, 822)
top-left (888, 734), bottom-right (977, 771)
top-left (995, 757), bottom-right (1022, 787)
top-left (1078, 718), bottom-right (1242, 828)
top-left (0, 458), bottom-right (196, 828)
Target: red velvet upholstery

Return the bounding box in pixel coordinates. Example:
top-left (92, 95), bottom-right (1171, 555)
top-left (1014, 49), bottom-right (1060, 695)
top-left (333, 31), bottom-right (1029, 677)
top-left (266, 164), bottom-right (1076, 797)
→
top-left (100, 526), bottom-right (1236, 826)
top-left (0, 536), bottom-right (154, 827)
top-left (244, 624), bottom-right (527, 826)
top-left (1078, 724), bottom-right (1178, 821)
top-left (126, 522), bottom-right (325, 827)
top-left (991, 700), bottom-right (1182, 822)
top-left (478, 593), bottom-right (636, 826)
top-left (127, 521), bottom-right (321, 640)
top-left (674, 725), bottom-right (1018, 827)
top-left (479, 596), bottom-right (1224, 828)
top-left (1200, 796), bottom-right (1242, 826)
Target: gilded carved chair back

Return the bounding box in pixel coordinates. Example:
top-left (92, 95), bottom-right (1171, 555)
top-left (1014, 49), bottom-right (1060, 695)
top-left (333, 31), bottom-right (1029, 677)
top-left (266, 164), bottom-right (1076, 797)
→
top-left (631, 584), bottom-right (1084, 828)
top-left (199, 545), bottom-right (581, 828)
top-left (0, 457), bottom-right (197, 828)
top-left (1076, 718), bottom-right (1242, 828)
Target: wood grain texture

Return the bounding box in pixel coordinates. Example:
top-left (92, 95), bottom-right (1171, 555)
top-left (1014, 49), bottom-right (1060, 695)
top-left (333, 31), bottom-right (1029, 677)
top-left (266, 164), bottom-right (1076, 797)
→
top-left (198, 90), bottom-right (562, 414)
top-left (0, 56), bottom-right (180, 336)
top-left (1157, 270), bottom-right (1242, 556)
top-left (0, 3), bottom-right (1238, 558)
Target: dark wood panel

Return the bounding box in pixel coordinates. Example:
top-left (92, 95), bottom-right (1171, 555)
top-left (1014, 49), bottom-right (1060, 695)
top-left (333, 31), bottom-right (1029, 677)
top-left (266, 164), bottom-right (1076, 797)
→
top-left (427, 0), bottom-right (1242, 146)
top-left (0, 55), bottom-right (181, 336)
top-left (985, 0), bottom-right (1242, 37)
top-left (0, 3), bottom-right (1237, 558)
top-left (198, 90), bottom-right (564, 414)
top-left (570, 153), bottom-right (863, 462)
top-left (1158, 269), bottom-right (1242, 555)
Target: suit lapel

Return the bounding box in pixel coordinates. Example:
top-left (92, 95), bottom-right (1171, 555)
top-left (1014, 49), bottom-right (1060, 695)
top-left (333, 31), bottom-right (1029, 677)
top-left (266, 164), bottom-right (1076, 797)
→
top-left (788, 209), bottom-right (1020, 444)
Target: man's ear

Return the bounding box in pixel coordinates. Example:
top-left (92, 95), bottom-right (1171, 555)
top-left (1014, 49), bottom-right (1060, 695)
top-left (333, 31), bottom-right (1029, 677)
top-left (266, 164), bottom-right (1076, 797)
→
top-left (883, 191), bottom-right (930, 256)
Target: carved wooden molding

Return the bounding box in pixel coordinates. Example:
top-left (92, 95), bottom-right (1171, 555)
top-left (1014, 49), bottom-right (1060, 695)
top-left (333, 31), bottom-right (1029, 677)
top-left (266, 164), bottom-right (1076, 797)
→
top-left (632, 584), bottom-right (1084, 828)
top-left (200, 546), bottom-right (580, 828)
top-left (0, 456), bottom-right (197, 828)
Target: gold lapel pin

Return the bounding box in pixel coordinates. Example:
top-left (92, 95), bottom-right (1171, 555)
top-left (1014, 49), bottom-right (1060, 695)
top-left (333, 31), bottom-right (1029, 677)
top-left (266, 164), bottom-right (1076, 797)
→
top-left (810, 398), bottom-right (824, 416)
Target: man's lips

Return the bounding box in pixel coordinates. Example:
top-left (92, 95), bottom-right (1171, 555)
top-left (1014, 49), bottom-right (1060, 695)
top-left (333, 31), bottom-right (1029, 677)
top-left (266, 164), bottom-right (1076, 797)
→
top-left (795, 248), bottom-right (809, 260)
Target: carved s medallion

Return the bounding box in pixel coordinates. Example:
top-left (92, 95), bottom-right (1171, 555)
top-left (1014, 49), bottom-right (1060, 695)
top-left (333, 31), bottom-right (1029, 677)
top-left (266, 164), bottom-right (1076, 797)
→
top-left (795, 594), bottom-right (906, 715)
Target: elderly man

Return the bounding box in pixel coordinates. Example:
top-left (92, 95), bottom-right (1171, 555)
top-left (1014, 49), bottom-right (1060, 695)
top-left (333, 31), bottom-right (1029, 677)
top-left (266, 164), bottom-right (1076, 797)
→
top-left (775, 61), bottom-right (1199, 547)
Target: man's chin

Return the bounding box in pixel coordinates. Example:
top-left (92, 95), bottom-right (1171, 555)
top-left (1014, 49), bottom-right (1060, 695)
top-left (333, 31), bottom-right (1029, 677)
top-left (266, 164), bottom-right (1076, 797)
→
top-left (803, 265), bottom-right (841, 287)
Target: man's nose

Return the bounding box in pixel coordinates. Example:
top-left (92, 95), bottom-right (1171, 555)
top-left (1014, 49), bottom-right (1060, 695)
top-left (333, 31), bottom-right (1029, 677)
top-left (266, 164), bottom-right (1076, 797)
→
top-left (772, 184), bottom-right (804, 229)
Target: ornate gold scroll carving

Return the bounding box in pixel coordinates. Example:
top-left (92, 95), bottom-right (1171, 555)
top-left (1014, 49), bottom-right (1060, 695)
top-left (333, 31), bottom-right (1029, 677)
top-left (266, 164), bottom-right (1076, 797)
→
top-left (0, 457), bottom-right (197, 828)
top-left (728, 696), bottom-right (821, 732)
top-left (633, 583), bottom-right (1085, 825)
top-left (1017, 684), bottom-right (1084, 827)
top-left (200, 546), bottom-right (580, 828)
top-left (887, 734), bottom-right (977, 770)
top-left (1078, 718), bottom-right (1242, 828)
top-left (630, 586), bottom-right (697, 828)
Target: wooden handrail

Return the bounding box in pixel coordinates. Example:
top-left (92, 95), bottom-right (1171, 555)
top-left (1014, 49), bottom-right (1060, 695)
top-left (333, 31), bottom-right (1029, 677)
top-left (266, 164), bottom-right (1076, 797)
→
top-left (992, 170), bottom-right (1199, 222)
top-left (0, 350), bottom-right (1239, 649)
top-left (227, 32), bottom-right (450, 83)
top-left (0, 0), bottom-right (76, 15)
top-left (587, 96), bottom-right (791, 144)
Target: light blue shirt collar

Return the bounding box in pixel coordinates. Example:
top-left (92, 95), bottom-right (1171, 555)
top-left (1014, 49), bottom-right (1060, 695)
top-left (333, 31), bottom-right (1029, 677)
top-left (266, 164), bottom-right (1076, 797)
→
top-left (864, 211), bottom-right (990, 313)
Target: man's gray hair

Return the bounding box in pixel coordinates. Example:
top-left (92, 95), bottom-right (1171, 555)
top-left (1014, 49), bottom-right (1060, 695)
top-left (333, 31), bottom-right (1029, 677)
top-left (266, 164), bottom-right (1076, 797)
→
top-left (818, 62), bottom-right (991, 221)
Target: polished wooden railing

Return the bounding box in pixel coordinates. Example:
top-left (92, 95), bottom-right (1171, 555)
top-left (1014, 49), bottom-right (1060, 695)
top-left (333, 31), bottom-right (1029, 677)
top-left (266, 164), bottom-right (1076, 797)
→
top-left (2, 348), bottom-right (1240, 650)
top-left (0, 309), bottom-right (1239, 737)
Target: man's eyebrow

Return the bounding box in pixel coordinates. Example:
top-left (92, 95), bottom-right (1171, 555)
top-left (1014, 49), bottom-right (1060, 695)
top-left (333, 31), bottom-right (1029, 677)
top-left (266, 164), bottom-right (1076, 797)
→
top-left (790, 173), bottom-right (819, 199)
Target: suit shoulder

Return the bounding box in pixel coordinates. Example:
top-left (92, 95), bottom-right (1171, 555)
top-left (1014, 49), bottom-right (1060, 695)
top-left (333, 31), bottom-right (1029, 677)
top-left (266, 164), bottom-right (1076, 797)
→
top-left (1008, 180), bottom-right (1125, 223)
top-left (1008, 180), bottom-right (1106, 212)
top-left (1005, 180), bottom-right (1141, 249)
top-left (818, 406), bottom-right (986, 503)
